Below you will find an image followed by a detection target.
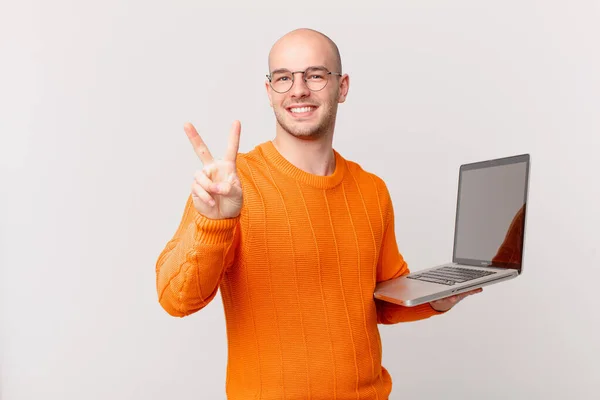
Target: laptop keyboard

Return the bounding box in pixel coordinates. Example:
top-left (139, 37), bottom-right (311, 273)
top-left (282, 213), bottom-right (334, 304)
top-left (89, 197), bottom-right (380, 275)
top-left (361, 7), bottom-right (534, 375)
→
top-left (407, 266), bottom-right (496, 286)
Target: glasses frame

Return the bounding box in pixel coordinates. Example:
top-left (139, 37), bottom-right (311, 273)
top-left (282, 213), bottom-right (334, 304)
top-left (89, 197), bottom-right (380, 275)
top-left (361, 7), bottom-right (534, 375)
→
top-left (266, 66), bottom-right (343, 94)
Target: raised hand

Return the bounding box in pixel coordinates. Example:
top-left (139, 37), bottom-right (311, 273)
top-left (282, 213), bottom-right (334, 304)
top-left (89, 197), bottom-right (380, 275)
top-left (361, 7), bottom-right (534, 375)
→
top-left (184, 121), bottom-right (243, 220)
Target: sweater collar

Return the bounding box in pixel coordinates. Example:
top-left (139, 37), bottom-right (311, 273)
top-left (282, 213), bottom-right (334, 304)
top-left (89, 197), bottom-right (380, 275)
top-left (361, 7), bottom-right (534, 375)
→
top-left (257, 140), bottom-right (347, 189)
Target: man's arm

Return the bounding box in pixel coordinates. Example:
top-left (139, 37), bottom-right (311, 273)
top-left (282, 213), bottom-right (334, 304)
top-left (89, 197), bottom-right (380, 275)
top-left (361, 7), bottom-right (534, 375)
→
top-left (374, 181), bottom-right (446, 324)
top-left (375, 253), bottom-right (447, 324)
top-left (155, 195), bottom-right (240, 317)
top-left (156, 120), bottom-right (243, 317)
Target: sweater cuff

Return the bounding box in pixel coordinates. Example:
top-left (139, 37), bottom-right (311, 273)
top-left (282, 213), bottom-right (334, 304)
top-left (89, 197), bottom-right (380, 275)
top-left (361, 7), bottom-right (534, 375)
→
top-left (398, 302), bottom-right (445, 320)
top-left (193, 211), bottom-right (239, 244)
top-left (380, 300), bottom-right (448, 324)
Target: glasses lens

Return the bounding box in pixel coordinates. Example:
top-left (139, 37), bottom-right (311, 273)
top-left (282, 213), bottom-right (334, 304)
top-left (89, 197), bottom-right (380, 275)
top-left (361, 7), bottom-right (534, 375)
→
top-left (305, 67), bottom-right (329, 91)
top-left (270, 70), bottom-right (293, 93)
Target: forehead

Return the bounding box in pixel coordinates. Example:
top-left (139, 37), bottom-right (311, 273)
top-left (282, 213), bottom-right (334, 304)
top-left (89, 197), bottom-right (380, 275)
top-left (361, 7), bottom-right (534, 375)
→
top-left (269, 35), bottom-right (335, 72)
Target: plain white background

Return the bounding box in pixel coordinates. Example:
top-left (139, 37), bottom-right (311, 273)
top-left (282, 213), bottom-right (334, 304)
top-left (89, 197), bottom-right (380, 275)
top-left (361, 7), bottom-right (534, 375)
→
top-left (1, 1), bottom-right (599, 399)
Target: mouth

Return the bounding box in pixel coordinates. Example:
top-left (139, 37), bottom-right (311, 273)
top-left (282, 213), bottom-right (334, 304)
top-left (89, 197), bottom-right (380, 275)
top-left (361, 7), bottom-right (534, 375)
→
top-left (286, 105), bottom-right (318, 118)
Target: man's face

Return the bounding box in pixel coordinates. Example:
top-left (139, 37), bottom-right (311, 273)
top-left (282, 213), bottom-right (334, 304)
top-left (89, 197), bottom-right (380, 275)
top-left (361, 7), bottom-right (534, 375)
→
top-left (266, 36), bottom-right (348, 140)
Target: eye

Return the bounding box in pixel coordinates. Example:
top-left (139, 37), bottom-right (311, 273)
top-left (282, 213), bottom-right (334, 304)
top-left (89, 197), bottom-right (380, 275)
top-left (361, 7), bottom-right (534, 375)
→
top-left (272, 73), bottom-right (292, 82)
top-left (305, 69), bottom-right (327, 80)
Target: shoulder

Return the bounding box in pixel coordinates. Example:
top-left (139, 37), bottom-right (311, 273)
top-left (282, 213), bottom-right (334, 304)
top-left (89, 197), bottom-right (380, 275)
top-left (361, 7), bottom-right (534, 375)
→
top-left (233, 142), bottom-right (270, 178)
top-left (342, 155), bottom-right (392, 199)
top-left (340, 154), bottom-right (395, 219)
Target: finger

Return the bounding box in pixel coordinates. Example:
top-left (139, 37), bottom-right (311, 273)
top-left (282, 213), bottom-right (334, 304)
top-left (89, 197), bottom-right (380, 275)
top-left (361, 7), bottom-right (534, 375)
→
top-left (212, 177), bottom-right (239, 196)
top-left (228, 172), bottom-right (242, 188)
top-left (202, 163), bottom-right (218, 180)
top-left (457, 289), bottom-right (481, 301)
top-left (464, 288), bottom-right (483, 297)
top-left (191, 181), bottom-right (215, 207)
top-left (184, 122), bottom-right (214, 165)
top-left (194, 170), bottom-right (219, 193)
top-left (224, 120), bottom-right (241, 162)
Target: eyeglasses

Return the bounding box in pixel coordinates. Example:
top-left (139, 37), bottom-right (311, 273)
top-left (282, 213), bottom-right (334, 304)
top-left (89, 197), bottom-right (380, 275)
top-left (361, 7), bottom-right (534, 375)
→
top-left (266, 66), bottom-right (342, 94)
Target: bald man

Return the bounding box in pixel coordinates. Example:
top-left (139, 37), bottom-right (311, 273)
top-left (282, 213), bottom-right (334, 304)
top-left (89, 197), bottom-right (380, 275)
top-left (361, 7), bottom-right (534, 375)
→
top-left (156, 28), bottom-right (480, 399)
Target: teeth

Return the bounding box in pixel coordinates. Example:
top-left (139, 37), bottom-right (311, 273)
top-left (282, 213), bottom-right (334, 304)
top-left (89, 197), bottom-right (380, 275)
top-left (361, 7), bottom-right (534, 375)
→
top-left (290, 107), bottom-right (314, 113)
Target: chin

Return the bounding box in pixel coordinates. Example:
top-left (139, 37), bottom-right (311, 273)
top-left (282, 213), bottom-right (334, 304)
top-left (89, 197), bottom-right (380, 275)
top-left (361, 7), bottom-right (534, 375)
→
top-left (283, 124), bottom-right (326, 140)
top-left (274, 106), bottom-right (335, 140)
top-left (276, 117), bottom-right (328, 139)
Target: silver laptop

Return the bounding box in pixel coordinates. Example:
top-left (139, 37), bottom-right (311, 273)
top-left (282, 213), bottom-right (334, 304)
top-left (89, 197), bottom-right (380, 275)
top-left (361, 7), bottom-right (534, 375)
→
top-left (374, 153), bottom-right (530, 307)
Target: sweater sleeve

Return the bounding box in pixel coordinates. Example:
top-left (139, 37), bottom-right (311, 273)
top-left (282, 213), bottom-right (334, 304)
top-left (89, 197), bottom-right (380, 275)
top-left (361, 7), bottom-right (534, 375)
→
top-left (155, 195), bottom-right (241, 317)
top-left (374, 181), bottom-right (446, 324)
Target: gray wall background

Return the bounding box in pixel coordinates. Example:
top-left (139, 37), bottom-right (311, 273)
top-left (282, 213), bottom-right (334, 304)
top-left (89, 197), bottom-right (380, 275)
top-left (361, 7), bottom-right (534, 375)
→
top-left (1, 1), bottom-right (599, 399)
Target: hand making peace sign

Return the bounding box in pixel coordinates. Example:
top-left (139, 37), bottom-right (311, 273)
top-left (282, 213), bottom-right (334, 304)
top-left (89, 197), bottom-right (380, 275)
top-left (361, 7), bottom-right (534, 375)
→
top-left (184, 121), bottom-right (243, 220)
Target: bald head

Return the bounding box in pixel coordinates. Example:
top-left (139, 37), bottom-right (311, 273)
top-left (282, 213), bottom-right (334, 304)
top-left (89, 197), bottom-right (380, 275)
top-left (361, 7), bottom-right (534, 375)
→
top-left (268, 28), bottom-right (342, 74)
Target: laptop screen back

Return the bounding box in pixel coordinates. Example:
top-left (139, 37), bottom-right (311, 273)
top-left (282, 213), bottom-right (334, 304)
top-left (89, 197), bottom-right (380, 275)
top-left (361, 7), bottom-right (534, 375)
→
top-left (453, 154), bottom-right (529, 271)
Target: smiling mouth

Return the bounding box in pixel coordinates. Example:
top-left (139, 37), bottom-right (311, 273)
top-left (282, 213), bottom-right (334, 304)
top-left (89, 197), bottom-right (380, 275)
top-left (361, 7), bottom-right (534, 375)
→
top-left (287, 106), bottom-right (318, 116)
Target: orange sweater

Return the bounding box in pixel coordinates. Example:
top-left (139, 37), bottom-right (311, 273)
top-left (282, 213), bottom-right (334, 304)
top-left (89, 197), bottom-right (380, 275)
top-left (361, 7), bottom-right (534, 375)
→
top-left (156, 141), bottom-right (442, 399)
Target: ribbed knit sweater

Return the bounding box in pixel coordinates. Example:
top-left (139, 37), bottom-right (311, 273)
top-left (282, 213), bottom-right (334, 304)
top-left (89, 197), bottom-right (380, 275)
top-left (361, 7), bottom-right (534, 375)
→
top-left (156, 141), bottom-right (443, 400)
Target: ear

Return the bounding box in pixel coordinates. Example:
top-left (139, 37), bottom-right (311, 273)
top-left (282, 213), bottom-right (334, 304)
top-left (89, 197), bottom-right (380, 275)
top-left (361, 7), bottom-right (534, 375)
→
top-left (265, 80), bottom-right (273, 107)
top-left (337, 74), bottom-right (350, 103)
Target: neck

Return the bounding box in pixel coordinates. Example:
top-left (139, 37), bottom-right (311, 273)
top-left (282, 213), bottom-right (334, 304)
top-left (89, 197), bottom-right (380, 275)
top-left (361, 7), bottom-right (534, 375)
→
top-left (272, 130), bottom-right (336, 176)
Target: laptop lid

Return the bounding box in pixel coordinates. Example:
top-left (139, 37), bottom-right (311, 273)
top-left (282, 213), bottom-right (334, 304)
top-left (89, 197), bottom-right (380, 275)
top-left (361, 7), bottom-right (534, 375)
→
top-left (452, 154), bottom-right (530, 273)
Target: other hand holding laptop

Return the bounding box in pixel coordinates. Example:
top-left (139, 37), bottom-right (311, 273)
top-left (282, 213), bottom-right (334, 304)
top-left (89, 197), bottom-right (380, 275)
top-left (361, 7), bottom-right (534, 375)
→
top-left (374, 154), bottom-right (530, 308)
top-left (429, 288), bottom-right (483, 312)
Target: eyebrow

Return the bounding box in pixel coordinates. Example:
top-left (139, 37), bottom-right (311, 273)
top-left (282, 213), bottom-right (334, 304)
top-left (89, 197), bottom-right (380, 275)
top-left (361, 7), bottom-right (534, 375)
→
top-left (270, 68), bottom-right (289, 75)
top-left (270, 65), bottom-right (329, 74)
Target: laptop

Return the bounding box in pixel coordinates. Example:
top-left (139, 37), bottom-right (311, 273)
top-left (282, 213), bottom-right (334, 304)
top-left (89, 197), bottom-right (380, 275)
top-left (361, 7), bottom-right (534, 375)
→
top-left (374, 153), bottom-right (530, 307)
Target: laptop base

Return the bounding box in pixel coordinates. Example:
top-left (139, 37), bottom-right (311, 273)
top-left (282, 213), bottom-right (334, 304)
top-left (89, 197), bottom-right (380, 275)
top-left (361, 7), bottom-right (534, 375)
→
top-left (374, 264), bottom-right (519, 307)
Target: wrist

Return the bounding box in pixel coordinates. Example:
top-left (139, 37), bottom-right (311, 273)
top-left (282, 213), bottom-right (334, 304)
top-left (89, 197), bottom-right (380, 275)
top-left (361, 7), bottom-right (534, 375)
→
top-left (194, 212), bottom-right (239, 244)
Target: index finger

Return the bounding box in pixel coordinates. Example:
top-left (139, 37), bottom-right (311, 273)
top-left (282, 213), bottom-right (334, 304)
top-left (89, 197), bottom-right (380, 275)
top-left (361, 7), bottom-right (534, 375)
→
top-left (224, 120), bottom-right (241, 163)
top-left (184, 122), bottom-right (214, 164)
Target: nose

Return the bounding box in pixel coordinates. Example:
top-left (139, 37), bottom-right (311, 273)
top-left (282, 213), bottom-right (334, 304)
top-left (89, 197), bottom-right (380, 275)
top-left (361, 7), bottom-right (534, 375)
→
top-left (289, 72), bottom-right (311, 98)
